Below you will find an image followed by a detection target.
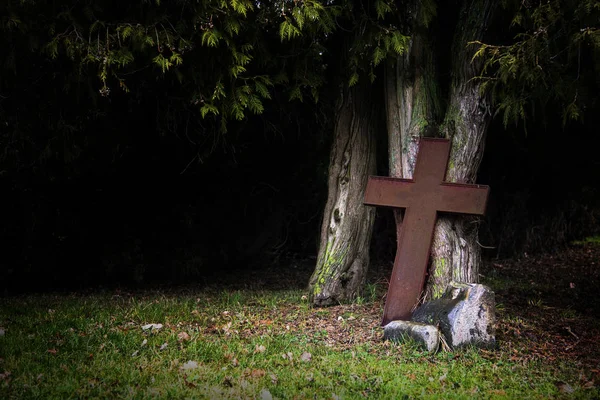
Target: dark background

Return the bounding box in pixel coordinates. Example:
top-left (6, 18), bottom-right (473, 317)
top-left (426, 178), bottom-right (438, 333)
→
top-left (1, 1), bottom-right (599, 294)
top-left (2, 90), bottom-right (598, 294)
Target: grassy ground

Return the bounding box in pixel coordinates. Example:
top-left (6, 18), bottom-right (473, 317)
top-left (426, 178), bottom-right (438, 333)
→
top-left (1, 245), bottom-right (599, 399)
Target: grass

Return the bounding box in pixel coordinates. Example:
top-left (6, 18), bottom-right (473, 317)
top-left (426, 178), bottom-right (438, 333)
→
top-left (571, 235), bottom-right (600, 246)
top-left (1, 284), bottom-right (598, 399)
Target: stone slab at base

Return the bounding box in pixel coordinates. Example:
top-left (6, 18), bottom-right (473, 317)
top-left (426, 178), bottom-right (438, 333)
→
top-left (383, 282), bottom-right (497, 352)
top-left (412, 282), bottom-right (496, 349)
top-left (383, 320), bottom-right (440, 353)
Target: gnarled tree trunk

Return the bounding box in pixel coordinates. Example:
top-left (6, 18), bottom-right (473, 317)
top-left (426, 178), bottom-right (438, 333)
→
top-left (385, 0), bottom-right (496, 302)
top-left (308, 79), bottom-right (378, 306)
top-left (426, 0), bottom-right (496, 300)
top-left (384, 5), bottom-right (441, 251)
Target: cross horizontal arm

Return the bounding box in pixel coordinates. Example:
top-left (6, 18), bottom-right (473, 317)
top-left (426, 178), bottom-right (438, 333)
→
top-left (364, 176), bottom-right (415, 209)
top-left (434, 183), bottom-right (489, 215)
top-left (364, 176), bottom-right (490, 216)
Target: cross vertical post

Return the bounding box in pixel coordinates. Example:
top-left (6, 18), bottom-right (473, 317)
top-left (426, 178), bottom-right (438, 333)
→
top-left (364, 138), bottom-right (490, 326)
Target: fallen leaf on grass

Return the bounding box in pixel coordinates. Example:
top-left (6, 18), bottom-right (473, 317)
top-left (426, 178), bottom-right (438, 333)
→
top-left (159, 342), bottom-right (168, 351)
top-left (181, 360), bottom-right (198, 371)
top-left (557, 382), bottom-right (575, 394)
top-left (132, 350), bottom-right (139, 357)
top-left (177, 332), bottom-right (191, 341)
top-left (252, 369), bottom-right (266, 379)
top-left (300, 352), bottom-right (312, 362)
top-left (0, 328), bottom-right (5, 336)
top-left (141, 339), bottom-right (148, 347)
top-left (142, 323), bottom-right (163, 331)
top-left (244, 368), bottom-right (266, 379)
top-left (0, 371), bottom-right (11, 380)
top-left (47, 349), bottom-right (58, 355)
top-left (255, 344), bottom-right (266, 353)
top-left (183, 375), bottom-right (198, 388)
top-left (269, 373), bottom-right (278, 384)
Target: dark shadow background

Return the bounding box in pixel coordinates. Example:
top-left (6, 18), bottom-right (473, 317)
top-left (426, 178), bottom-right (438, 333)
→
top-left (2, 96), bottom-right (598, 294)
top-left (1, 2), bottom-right (598, 294)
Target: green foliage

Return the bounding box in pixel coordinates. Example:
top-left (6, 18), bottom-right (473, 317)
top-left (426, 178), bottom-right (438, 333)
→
top-left (342, 0), bottom-right (410, 86)
top-left (375, 0), bottom-right (393, 20)
top-left (201, 30), bottom-right (223, 47)
top-left (471, 0), bottom-right (600, 126)
top-left (1, 0), bottom-right (414, 132)
top-left (152, 52), bottom-right (182, 73)
top-left (279, 20), bottom-right (302, 40)
top-left (417, 0), bottom-right (438, 28)
top-left (278, 0), bottom-right (335, 41)
top-left (0, 0), bottom-right (344, 130)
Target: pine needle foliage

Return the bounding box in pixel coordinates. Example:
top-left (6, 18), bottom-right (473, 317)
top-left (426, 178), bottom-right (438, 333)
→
top-left (1, 1), bottom-right (343, 130)
top-left (1, 0), bottom-right (416, 131)
top-left (335, 0), bottom-right (410, 87)
top-left (471, 0), bottom-right (600, 127)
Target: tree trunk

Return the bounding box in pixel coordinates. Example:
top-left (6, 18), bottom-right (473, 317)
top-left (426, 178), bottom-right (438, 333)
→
top-left (385, 0), bottom-right (496, 302)
top-left (384, 10), bottom-right (441, 248)
top-left (427, 0), bottom-right (496, 300)
top-left (309, 79), bottom-right (378, 306)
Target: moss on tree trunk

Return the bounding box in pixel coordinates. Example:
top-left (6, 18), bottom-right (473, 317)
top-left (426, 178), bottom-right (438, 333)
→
top-left (308, 79), bottom-right (378, 306)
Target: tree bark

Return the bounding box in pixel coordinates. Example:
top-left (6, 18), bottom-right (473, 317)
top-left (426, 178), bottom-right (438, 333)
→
top-left (384, 10), bottom-right (441, 246)
top-left (427, 0), bottom-right (496, 300)
top-left (308, 79), bottom-right (378, 306)
top-left (385, 0), bottom-right (496, 301)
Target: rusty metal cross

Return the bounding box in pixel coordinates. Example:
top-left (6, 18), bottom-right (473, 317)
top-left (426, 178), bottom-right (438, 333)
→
top-left (364, 138), bottom-right (490, 326)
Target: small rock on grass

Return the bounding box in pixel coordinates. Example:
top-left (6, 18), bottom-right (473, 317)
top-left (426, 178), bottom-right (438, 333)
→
top-left (384, 320), bottom-right (440, 352)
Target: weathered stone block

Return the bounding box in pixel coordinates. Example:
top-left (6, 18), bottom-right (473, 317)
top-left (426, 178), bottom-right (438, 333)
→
top-left (383, 320), bottom-right (440, 352)
top-left (411, 282), bottom-right (496, 349)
